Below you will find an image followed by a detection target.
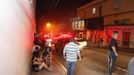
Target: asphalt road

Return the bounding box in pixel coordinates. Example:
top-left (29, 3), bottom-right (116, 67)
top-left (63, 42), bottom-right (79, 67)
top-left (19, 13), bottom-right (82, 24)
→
top-left (56, 46), bottom-right (134, 75)
top-left (31, 45), bottom-right (133, 75)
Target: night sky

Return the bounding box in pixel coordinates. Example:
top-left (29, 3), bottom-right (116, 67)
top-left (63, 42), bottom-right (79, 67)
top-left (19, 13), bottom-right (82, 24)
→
top-left (36, 0), bottom-right (93, 31)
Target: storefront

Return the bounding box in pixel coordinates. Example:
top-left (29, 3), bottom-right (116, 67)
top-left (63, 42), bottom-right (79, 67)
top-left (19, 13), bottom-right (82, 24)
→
top-left (85, 17), bottom-right (104, 44)
top-left (105, 26), bottom-right (134, 48)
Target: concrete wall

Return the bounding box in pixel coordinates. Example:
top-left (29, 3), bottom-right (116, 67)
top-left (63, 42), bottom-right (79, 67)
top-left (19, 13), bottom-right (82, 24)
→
top-left (77, 0), bottom-right (103, 19)
top-left (0, 0), bottom-right (35, 75)
top-left (78, 0), bottom-right (134, 25)
top-left (102, 0), bottom-right (134, 16)
top-left (104, 12), bottom-right (134, 25)
top-left (102, 0), bottom-right (134, 25)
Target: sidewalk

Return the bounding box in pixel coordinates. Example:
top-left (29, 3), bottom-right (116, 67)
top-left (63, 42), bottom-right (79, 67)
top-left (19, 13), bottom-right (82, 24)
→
top-left (31, 55), bottom-right (66, 75)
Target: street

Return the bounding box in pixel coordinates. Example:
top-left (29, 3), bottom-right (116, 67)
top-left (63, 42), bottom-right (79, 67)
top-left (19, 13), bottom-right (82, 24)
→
top-left (31, 45), bottom-right (133, 75)
top-left (55, 46), bottom-right (133, 75)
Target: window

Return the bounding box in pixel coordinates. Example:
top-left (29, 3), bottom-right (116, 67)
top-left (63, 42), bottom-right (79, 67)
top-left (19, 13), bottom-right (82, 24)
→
top-left (81, 20), bottom-right (85, 28)
top-left (114, 0), bottom-right (120, 9)
top-left (92, 8), bottom-right (96, 14)
top-left (75, 21), bottom-right (78, 28)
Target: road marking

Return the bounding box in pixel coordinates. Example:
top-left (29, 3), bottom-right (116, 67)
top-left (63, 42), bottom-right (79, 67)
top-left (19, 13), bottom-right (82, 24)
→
top-left (54, 56), bottom-right (67, 72)
top-left (115, 67), bottom-right (128, 72)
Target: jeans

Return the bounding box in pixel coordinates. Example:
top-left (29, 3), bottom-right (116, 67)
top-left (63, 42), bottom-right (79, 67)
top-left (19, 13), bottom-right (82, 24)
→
top-left (108, 51), bottom-right (117, 75)
top-left (66, 61), bottom-right (77, 75)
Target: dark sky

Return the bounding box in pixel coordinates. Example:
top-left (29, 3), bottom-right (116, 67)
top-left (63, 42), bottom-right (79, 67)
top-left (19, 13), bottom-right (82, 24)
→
top-left (36, 0), bottom-right (93, 30)
top-left (36, 0), bottom-right (93, 20)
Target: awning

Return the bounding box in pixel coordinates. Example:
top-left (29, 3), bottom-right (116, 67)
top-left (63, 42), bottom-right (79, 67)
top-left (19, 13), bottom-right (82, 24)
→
top-left (84, 17), bottom-right (104, 30)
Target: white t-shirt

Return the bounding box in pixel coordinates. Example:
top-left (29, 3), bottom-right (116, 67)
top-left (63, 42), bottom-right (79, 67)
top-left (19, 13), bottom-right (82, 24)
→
top-left (63, 42), bottom-right (80, 62)
top-left (46, 39), bottom-right (52, 47)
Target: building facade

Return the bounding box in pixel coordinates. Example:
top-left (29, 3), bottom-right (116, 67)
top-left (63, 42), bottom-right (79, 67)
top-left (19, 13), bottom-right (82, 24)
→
top-left (102, 0), bottom-right (134, 48)
top-left (72, 17), bottom-right (86, 39)
top-left (77, 0), bottom-right (134, 48)
top-left (77, 0), bottom-right (104, 44)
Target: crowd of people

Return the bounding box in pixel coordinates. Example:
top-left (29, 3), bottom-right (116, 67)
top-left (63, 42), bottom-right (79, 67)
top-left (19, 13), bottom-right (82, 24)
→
top-left (31, 33), bottom-right (134, 75)
top-left (31, 35), bottom-right (52, 72)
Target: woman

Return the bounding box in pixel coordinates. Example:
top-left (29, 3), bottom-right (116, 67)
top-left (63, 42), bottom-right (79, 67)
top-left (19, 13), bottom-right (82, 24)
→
top-left (32, 46), bottom-right (49, 72)
top-left (32, 57), bottom-right (49, 71)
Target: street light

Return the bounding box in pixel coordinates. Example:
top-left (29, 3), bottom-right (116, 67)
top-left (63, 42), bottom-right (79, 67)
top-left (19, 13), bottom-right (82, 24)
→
top-left (46, 22), bottom-right (51, 28)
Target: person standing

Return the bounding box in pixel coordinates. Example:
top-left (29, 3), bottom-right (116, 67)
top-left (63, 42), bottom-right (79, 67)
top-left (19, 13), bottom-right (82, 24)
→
top-left (63, 38), bottom-right (81, 75)
top-left (100, 38), bottom-right (104, 48)
top-left (45, 37), bottom-right (52, 67)
top-left (108, 32), bottom-right (118, 75)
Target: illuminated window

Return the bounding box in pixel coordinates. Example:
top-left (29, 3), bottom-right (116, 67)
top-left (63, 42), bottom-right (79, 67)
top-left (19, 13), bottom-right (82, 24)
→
top-left (81, 20), bottom-right (85, 28)
top-left (92, 8), bottom-right (96, 14)
top-left (75, 21), bottom-right (78, 28)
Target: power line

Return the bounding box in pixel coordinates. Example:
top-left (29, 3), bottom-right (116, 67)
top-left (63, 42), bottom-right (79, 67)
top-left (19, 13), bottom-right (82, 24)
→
top-left (54, 0), bottom-right (60, 10)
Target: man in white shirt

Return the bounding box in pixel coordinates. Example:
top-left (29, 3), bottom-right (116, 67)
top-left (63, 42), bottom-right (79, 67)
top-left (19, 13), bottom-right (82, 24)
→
top-left (63, 38), bottom-right (81, 75)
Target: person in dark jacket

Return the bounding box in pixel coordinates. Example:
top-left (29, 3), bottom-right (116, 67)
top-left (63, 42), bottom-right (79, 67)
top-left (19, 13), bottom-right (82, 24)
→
top-left (108, 32), bottom-right (118, 75)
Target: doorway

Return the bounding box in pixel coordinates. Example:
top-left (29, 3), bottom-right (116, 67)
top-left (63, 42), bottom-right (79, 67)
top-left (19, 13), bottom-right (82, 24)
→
top-left (122, 32), bottom-right (131, 48)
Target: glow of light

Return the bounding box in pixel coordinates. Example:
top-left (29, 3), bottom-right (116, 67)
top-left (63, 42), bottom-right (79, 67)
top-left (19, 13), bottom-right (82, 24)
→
top-left (78, 41), bottom-right (87, 49)
top-left (46, 22), bottom-right (51, 28)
